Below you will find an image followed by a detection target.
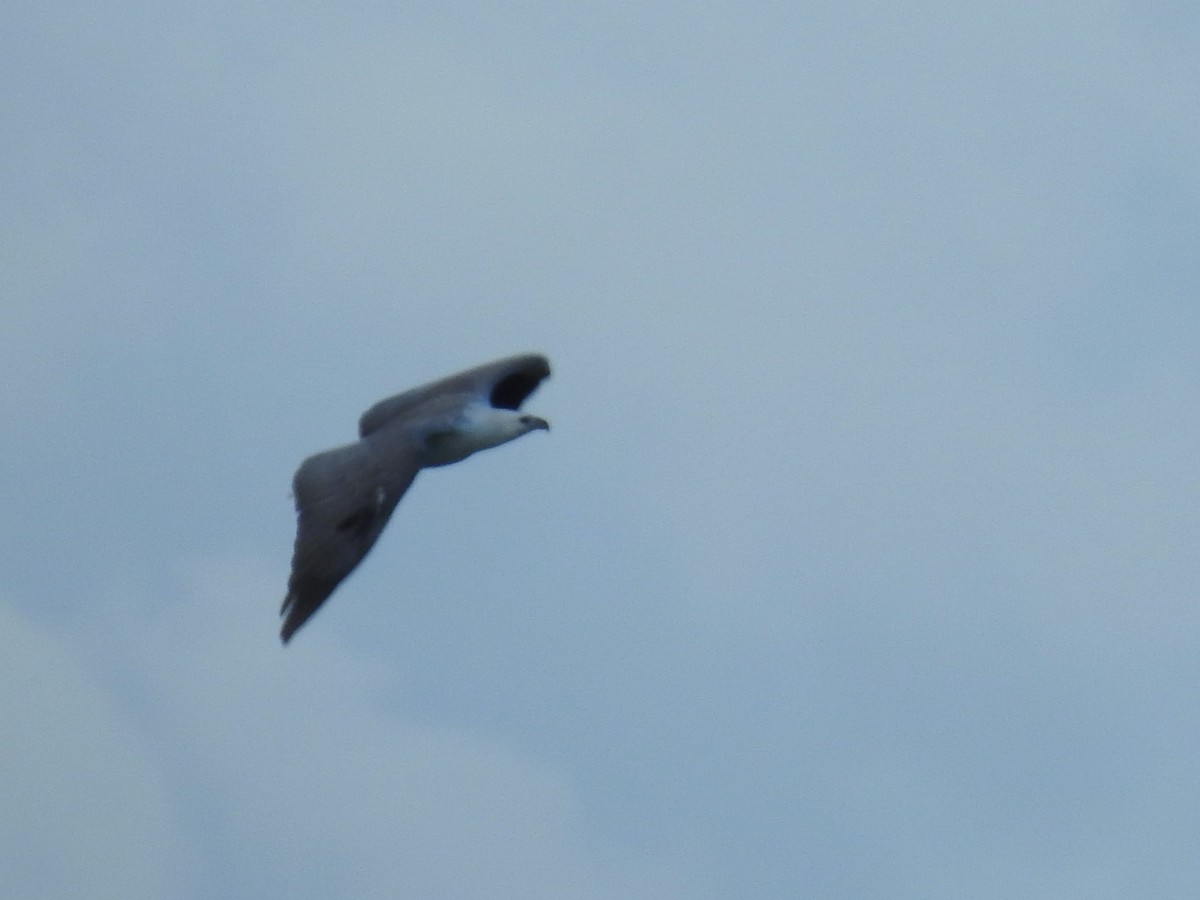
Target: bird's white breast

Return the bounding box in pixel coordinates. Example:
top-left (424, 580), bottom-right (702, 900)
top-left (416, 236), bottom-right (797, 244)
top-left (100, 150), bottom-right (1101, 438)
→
top-left (421, 403), bottom-right (532, 467)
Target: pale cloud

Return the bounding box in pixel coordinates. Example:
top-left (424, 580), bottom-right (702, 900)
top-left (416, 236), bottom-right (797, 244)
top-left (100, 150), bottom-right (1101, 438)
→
top-left (92, 560), bottom-right (696, 900)
top-left (0, 600), bottom-right (189, 900)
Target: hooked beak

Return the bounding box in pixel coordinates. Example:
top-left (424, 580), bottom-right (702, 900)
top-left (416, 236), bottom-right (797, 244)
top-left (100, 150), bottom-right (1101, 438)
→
top-left (521, 415), bottom-right (550, 432)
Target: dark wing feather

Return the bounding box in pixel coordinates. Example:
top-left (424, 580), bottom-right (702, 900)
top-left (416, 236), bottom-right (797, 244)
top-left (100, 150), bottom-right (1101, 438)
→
top-left (280, 440), bottom-right (420, 643)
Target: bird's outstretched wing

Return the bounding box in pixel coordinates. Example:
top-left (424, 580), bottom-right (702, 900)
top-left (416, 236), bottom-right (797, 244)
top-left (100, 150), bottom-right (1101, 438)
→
top-left (281, 440), bottom-right (420, 643)
top-left (357, 353), bottom-right (549, 438)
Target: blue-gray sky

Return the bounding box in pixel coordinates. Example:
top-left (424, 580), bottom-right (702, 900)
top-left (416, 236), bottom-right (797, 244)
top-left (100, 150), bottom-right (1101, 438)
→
top-left (4, 2), bottom-right (1200, 897)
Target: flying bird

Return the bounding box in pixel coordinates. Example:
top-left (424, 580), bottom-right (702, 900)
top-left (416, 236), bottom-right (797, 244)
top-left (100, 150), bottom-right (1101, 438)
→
top-left (280, 353), bottom-right (551, 643)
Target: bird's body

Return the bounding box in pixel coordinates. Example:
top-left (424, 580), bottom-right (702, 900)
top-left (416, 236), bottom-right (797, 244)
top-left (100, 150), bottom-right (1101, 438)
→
top-left (420, 401), bottom-right (546, 466)
top-left (280, 353), bottom-right (550, 643)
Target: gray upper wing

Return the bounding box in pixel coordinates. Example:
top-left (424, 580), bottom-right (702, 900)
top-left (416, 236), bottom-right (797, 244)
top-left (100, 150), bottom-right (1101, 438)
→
top-left (358, 354), bottom-right (550, 438)
top-left (280, 438), bottom-right (420, 643)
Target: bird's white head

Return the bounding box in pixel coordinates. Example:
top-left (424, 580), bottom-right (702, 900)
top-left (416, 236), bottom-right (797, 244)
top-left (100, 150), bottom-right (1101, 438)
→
top-left (423, 403), bottom-right (549, 467)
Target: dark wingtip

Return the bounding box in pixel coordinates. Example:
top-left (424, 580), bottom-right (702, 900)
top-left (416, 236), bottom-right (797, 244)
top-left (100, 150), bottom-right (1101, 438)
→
top-left (280, 618), bottom-right (298, 645)
top-left (280, 593), bottom-right (297, 644)
top-left (490, 355), bottom-right (551, 410)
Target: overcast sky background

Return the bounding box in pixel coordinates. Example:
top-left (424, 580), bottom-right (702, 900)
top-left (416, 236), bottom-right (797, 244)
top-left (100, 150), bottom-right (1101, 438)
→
top-left (4, 2), bottom-right (1200, 897)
